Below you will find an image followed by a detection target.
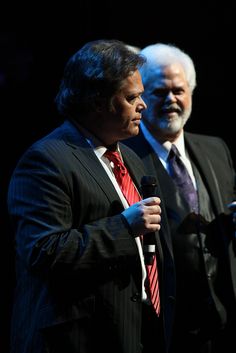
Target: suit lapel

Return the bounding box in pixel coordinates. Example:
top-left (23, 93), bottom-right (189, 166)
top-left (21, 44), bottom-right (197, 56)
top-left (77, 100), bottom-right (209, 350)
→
top-left (62, 121), bottom-right (122, 204)
top-left (75, 146), bottom-right (122, 202)
top-left (185, 132), bottom-right (225, 213)
top-left (127, 132), bottom-right (175, 259)
top-left (119, 143), bottom-right (145, 192)
top-left (62, 120), bottom-right (144, 206)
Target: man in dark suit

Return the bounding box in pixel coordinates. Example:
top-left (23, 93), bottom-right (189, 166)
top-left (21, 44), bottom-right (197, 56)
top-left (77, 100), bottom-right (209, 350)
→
top-left (7, 40), bottom-right (169, 353)
top-left (124, 43), bottom-right (236, 353)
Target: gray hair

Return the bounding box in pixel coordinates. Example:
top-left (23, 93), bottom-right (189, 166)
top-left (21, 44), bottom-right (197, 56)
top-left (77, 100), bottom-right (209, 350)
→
top-left (140, 43), bottom-right (196, 92)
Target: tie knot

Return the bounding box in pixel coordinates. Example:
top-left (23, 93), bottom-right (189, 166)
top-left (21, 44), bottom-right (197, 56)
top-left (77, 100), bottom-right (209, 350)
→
top-left (104, 150), bottom-right (126, 175)
top-left (105, 150), bottom-right (120, 159)
top-left (168, 144), bottom-right (180, 160)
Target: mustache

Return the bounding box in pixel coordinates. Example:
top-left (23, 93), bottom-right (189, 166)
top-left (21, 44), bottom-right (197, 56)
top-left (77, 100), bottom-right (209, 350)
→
top-left (160, 105), bottom-right (182, 114)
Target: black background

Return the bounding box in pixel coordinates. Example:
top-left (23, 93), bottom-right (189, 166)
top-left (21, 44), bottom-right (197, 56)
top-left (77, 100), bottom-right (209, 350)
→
top-left (1, 1), bottom-right (235, 351)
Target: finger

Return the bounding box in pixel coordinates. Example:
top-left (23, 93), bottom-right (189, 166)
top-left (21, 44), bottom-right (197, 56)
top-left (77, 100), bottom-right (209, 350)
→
top-left (148, 214), bottom-right (161, 224)
top-left (142, 197), bottom-right (161, 206)
top-left (146, 223), bottom-right (161, 232)
top-left (143, 203), bottom-right (161, 215)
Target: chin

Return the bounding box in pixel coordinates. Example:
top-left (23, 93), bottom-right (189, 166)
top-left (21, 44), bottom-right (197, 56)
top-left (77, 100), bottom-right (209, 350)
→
top-left (160, 118), bottom-right (183, 133)
top-left (131, 127), bottom-right (140, 136)
top-left (121, 129), bottom-right (139, 140)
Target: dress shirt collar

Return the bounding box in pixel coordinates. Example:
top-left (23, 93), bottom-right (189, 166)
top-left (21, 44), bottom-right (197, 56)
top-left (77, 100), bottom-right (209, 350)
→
top-left (141, 121), bottom-right (186, 161)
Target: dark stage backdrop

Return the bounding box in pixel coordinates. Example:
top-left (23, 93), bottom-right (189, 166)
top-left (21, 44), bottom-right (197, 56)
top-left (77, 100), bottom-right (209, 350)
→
top-left (1, 1), bottom-right (234, 351)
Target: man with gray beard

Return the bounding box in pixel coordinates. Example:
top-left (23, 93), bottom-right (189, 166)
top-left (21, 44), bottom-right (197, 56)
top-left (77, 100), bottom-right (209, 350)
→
top-left (124, 43), bottom-right (236, 353)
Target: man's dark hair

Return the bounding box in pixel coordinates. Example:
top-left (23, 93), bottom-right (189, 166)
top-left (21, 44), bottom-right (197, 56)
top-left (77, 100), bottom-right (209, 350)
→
top-left (55, 39), bottom-right (145, 120)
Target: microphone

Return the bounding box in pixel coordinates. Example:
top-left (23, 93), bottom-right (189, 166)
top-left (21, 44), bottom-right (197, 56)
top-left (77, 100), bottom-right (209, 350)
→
top-left (227, 201), bottom-right (236, 213)
top-left (141, 175), bottom-right (158, 265)
top-left (141, 175), bottom-right (157, 199)
top-left (227, 201), bottom-right (236, 254)
top-left (227, 200), bottom-right (236, 233)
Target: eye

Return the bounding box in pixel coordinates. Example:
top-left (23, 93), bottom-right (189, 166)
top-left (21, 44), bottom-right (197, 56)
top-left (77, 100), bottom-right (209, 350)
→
top-left (127, 94), bottom-right (136, 100)
top-left (152, 88), bottom-right (167, 97)
top-left (172, 88), bottom-right (185, 95)
top-left (152, 87), bottom-right (185, 97)
top-left (126, 95), bottom-right (138, 104)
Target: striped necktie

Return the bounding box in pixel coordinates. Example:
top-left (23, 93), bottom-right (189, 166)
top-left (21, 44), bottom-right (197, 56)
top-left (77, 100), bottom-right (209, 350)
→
top-left (105, 150), bottom-right (160, 315)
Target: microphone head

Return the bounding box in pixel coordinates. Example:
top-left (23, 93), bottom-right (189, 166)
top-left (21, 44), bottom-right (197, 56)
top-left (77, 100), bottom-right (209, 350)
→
top-left (141, 175), bottom-right (157, 186)
top-left (227, 201), bottom-right (236, 211)
top-left (141, 175), bottom-right (157, 198)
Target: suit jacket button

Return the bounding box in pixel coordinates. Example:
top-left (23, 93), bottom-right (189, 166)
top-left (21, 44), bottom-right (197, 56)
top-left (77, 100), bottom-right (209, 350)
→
top-left (131, 292), bottom-right (141, 302)
top-left (168, 296), bottom-right (176, 302)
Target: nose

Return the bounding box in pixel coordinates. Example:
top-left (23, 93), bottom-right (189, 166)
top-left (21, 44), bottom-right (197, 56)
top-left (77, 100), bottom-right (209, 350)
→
top-left (138, 96), bottom-right (147, 111)
top-left (165, 91), bottom-right (177, 103)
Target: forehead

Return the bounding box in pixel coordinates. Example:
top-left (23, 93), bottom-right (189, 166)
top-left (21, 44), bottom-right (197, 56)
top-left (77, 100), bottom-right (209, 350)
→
top-left (119, 70), bottom-right (144, 93)
top-left (147, 63), bottom-right (188, 87)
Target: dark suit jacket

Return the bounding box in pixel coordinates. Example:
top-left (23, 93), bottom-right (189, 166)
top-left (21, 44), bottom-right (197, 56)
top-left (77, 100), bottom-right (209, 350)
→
top-left (7, 120), bottom-right (173, 353)
top-left (124, 128), bottom-right (236, 345)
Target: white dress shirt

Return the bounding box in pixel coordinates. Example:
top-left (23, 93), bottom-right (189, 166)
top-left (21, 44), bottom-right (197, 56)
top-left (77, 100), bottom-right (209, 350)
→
top-left (74, 123), bottom-right (148, 301)
top-left (141, 122), bottom-right (197, 190)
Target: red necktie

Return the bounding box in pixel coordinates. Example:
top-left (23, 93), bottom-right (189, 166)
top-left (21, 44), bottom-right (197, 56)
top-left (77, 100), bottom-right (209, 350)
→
top-left (105, 150), bottom-right (160, 315)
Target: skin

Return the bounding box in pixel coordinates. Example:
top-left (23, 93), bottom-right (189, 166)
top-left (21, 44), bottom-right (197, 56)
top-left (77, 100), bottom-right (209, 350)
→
top-left (122, 62), bottom-right (193, 234)
top-left (84, 70), bottom-right (147, 146)
top-left (142, 63), bottom-right (192, 143)
top-left (82, 69), bottom-right (161, 235)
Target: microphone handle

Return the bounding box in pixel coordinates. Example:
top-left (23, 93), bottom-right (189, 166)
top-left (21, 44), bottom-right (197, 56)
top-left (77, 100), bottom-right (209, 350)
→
top-left (141, 176), bottom-right (158, 264)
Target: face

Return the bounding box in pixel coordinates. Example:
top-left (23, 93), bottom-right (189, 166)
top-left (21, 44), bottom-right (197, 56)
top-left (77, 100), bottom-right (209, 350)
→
top-left (92, 70), bottom-right (147, 146)
top-left (142, 63), bottom-right (192, 142)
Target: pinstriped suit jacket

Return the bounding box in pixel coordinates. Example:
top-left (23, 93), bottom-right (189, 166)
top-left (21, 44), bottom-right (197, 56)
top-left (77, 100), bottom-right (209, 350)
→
top-left (8, 120), bottom-right (163, 353)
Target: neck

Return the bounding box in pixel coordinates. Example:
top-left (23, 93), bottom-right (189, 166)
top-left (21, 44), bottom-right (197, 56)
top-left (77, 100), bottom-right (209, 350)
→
top-left (106, 143), bottom-right (118, 151)
top-left (71, 119), bottom-right (119, 150)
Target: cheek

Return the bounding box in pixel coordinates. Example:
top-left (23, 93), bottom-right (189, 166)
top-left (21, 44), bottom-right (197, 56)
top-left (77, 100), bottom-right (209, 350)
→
top-left (181, 95), bottom-right (192, 108)
top-left (148, 96), bottom-right (162, 108)
top-left (119, 105), bottom-right (134, 119)
top-left (149, 100), bottom-right (162, 116)
top-left (111, 102), bottom-right (128, 116)
top-left (109, 111), bottom-right (129, 129)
